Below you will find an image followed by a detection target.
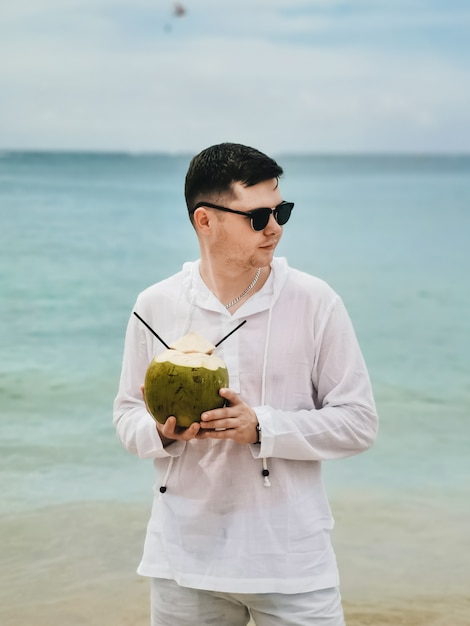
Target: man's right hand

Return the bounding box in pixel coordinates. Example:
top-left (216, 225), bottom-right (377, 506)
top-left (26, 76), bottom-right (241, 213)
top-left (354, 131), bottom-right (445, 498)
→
top-left (140, 385), bottom-right (201, 446)
top-left (156, 415), bottom-right (201, 446)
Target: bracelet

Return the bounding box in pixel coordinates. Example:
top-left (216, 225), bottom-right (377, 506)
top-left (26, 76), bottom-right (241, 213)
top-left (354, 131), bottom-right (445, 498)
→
top-left (255, 423), bottom-right (262, 445)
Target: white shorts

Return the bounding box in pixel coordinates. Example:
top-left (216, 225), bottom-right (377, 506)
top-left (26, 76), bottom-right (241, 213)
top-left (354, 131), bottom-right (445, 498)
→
top-left (151, 578), bottom-right (345, 626)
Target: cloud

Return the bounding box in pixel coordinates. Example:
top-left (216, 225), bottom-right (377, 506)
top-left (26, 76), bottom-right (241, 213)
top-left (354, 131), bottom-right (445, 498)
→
top-left (0, 0), bottom-right (469, 152)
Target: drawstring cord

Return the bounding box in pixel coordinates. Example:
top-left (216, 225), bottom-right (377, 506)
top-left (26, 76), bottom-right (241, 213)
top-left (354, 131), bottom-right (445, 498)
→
top-left (158, 456), bottom-right (174, 499)
top-left (259, 306), bottom-right (274, 487)
top-left (262, 457), bottom-right (271, 487)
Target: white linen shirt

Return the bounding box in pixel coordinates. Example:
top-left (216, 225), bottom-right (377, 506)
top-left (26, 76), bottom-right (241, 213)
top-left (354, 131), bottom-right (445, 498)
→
top-left (113, 257), bottom-right (378, 594)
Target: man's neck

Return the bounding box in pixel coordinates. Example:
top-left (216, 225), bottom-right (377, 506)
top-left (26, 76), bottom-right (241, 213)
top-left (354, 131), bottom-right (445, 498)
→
top-left (199, 260), bottom-right (269, 312)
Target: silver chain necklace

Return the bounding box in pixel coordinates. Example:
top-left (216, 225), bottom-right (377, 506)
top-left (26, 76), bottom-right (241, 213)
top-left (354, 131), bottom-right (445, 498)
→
top-left (225, 267), bottom-right (262, 309)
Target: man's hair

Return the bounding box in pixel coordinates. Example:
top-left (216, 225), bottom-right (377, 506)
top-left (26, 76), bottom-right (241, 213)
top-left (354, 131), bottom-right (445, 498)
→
top-left (184, 143), bottom-right (283, 221)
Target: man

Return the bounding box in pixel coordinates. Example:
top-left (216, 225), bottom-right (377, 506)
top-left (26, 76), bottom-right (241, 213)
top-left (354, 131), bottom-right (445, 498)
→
top-left (113, 142), bottom-right (378, 625)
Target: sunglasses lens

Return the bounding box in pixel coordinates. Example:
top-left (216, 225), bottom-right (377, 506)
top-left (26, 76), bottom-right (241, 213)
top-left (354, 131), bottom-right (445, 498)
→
top-left (276, 202), bottom-right (293, 226)
top-left (250, 203), bottom-right (294, 230)
top-left (251, 208), bottom-right (271, 231)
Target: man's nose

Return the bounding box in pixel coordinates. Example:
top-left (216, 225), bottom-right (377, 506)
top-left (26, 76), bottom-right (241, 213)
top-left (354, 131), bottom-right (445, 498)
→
top-left (264, 212), bottom-right (282, 233)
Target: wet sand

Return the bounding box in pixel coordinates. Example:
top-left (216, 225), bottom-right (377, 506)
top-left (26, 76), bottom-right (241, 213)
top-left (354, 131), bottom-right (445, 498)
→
top-left (1, 495), bottom-right (469, 626)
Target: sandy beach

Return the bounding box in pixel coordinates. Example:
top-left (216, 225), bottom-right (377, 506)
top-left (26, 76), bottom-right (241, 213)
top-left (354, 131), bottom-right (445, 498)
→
top-left (1, 494), bottom-right (469, 626)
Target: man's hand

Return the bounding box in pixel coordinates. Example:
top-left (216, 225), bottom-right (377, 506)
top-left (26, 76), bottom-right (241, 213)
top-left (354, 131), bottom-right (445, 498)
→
top-left (198, 388), bottom-right (259, 445)
top-left (157, 415), bottom-right (202, 444)
top-left (141, 385), bottom-right (202, 446)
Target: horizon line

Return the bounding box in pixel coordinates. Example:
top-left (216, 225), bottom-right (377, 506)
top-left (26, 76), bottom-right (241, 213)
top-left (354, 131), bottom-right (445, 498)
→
top-left (2, 148), bottom-right (470, 158)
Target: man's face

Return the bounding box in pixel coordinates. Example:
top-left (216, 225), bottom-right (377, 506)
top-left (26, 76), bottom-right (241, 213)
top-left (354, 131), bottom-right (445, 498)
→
top-left (209, 178), bottom-right (284, 271)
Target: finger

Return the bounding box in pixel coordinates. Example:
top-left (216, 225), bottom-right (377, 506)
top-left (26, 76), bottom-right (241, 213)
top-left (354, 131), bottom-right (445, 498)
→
top-left (161, 416), bottom-right (201, 440)
top-left (200, 407), bottom-right (233, 425)
top-left (140, 385), bottom-right (145, 400)
top-left (200, 392), bottom-right (241, 423)
top-left (202, 430), bottom-right (229, 440)
top-left (141, 385), bottom-right (152, 414)
top-left (183, 422), bottom-right (201, 439)
top-left (200, 422), bottom-right (229, 432)
top-left (159, 416), bottom-right (177, 437)
top-left (218, 387), bottom-right (242, 405)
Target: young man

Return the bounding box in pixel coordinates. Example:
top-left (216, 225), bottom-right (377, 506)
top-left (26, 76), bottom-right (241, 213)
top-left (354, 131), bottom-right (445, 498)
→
top-left (113, 143), bottom-right (378, 625)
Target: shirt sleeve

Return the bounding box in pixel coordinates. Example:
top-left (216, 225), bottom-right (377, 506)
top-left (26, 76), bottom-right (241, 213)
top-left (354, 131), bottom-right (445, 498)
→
top-left (251, 296), bottom-right (378, 461)
top-left (113, 305), bottom-right (186, 460)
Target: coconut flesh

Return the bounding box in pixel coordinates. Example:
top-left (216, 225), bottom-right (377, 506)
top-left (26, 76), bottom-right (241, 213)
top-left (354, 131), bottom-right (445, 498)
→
top-left (144, 332), bottom-right (229, 428)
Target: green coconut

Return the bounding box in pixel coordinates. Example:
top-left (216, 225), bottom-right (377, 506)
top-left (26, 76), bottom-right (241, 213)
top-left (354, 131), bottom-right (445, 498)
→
top-left (144, 332), bottom-right (229, 428)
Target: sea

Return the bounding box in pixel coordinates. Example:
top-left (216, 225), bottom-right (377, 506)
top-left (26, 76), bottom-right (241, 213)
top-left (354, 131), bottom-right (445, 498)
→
top-left (1, 152), bottom-right (470, 610)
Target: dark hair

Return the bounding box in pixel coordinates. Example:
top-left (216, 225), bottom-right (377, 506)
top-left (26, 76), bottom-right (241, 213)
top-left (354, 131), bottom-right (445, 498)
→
top-left (184, 143), bottom-right (283, 220)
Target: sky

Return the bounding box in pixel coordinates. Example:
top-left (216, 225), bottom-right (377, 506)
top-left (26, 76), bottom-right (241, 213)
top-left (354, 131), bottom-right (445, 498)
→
top-left (1, 0), bottom-right (469, 154)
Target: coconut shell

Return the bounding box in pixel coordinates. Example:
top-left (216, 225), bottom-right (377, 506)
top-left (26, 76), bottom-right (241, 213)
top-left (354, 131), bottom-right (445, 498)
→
top-left (144, 350), bottom-right (229, 428)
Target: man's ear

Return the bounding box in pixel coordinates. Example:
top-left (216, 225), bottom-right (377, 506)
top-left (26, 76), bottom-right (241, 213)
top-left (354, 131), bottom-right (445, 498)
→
top-left (193, 207), bottom-right (212, 232)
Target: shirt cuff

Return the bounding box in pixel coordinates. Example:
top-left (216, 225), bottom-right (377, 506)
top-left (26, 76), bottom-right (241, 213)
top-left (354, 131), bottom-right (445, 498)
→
top-left (249, 405), bottom-right (274, 458)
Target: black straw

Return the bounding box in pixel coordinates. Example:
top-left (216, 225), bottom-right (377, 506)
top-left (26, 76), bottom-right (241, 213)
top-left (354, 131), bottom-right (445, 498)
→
top-left (133, 312), bottom-right (170, 349)
top-left (133, 312), bottom-right (246, 351)
top-left (215, 320), bottom-right (247, 347)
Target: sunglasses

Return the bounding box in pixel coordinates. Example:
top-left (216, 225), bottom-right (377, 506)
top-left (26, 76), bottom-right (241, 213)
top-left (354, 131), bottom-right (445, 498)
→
top-left (191, 200), bottom-right (294, 231)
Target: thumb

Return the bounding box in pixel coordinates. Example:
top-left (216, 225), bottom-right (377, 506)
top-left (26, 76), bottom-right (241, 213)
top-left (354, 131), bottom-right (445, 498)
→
top-left (218, 387), bottom-right (241, 405)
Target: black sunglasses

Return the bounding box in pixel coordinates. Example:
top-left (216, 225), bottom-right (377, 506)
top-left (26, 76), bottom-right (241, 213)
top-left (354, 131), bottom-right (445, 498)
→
top-left (191, 200), bottom-right (294, 231)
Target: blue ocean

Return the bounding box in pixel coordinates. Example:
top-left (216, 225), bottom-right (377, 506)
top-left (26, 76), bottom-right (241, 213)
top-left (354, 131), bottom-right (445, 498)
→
top-left (1, 152), bottom-right (469, 623)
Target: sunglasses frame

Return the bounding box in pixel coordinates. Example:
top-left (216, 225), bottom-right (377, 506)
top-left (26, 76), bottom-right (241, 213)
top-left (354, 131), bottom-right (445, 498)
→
top-left (191, 200), bottom-right (294, 231)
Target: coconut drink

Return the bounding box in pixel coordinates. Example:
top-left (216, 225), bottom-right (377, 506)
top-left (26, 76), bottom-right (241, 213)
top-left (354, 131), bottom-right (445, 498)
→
top-left (144, 332), bottom-right (229, 428)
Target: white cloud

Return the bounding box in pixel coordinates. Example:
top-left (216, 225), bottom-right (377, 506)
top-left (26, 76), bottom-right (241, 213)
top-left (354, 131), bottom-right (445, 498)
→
top-left (0, 0), bottom-right (469, 152)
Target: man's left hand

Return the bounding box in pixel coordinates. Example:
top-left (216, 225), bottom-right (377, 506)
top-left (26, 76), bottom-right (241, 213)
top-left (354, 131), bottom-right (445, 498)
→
top-left (198, 388), bottom-right (259, 445)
